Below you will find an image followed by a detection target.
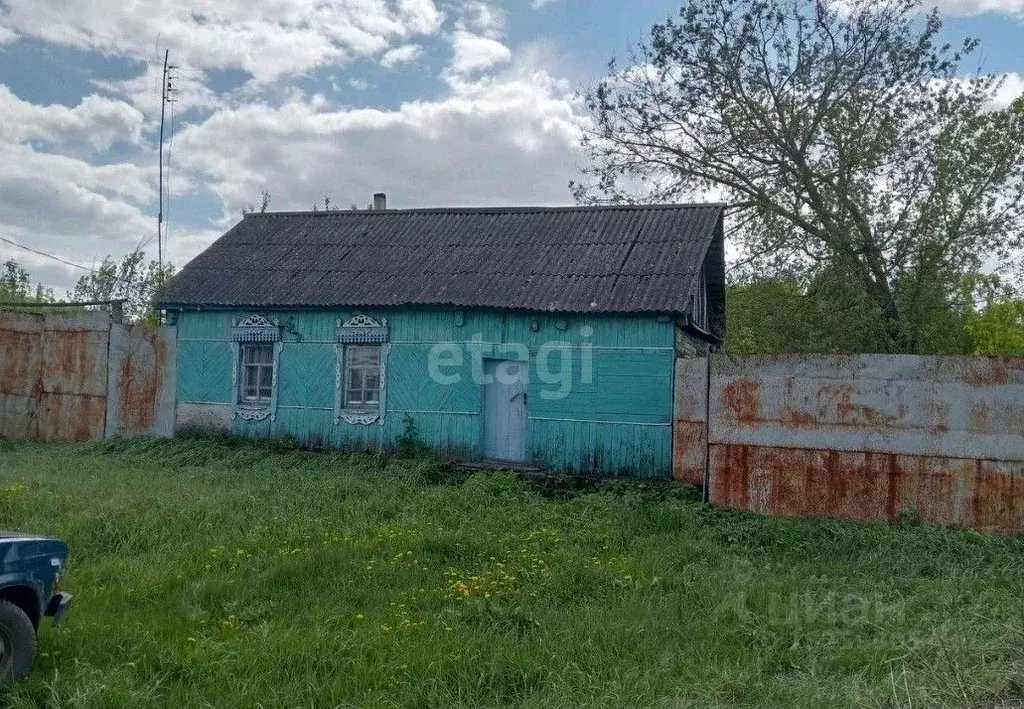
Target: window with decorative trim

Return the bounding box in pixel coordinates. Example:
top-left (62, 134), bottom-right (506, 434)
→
top-left (230, 314), bottom-right (282, 422)
top-left (335, 315), bottom-right (389, 426)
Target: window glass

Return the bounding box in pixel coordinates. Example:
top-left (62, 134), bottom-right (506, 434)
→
top-left (240, 343), bottom-right (275, 404)
top-left (344, 344), bottom-right (381, 407)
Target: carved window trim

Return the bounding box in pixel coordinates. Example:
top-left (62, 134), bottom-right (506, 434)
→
top-left (230, 315), bottom-right (282, 422)
top-left (334, 315), bottom-right (389, 426)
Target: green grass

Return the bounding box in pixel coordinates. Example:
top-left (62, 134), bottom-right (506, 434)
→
top-left (0, 437), bottom-right (1023, 708)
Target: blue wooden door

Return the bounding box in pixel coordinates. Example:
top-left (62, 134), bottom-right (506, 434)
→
top-left (483, 360), bottom-right (526, 462)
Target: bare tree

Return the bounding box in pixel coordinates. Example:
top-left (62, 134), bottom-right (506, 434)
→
top-left (69, 251), bottom-right (175, 323)
top-left (576, 0), bottom-right (1024, 352)
top-left (243, 191), bottom-right (272, 216)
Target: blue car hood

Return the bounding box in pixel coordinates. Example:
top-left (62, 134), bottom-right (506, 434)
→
top-left (0, 532), bottom-right (68, 562)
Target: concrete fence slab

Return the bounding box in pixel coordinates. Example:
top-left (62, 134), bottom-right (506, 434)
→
top-left (106, 325), bottom-right (176, 438)
top-left (0, 312), bottom-right (43, 439)
top-left (673, 357), bottom-right (708, 486)
top-left (698, 354), bottom-right (1024, 533)
top-left (0, 310), bottom-right (176, 443)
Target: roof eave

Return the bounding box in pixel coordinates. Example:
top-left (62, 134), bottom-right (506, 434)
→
top-left (157, 301), bottom-right (691, 317)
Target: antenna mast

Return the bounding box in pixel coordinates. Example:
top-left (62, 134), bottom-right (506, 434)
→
top-left (157, 50), bottom-right (177, 270)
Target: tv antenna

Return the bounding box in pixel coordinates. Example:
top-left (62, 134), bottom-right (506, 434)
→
top-left (157, 50), bottom-right (178, 271)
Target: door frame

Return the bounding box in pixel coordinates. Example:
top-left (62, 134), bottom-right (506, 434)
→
top-left (479, 356), bottom-right (529, 463)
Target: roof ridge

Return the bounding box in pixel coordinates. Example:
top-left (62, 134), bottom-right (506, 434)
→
top-left (245, 203), bottom-right (728, 218)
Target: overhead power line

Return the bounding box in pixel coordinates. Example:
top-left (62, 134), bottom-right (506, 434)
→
top-left (0, 235), bottom-right (97, 273)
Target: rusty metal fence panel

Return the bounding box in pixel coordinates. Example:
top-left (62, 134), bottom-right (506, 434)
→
top-left (703, 354), bottom-right (1024, 533)
top-left (0, 312), bottom-right (43, 439)
top-left (673, 357), bottom-right (708, 486)
top-left (105, 325), bottom-right (176, 438)
top-left (38, 311), bottom-right (111, 442)
top-left (0, 310), bottom-right (176, 443)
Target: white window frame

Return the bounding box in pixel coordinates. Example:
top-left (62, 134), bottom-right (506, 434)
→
top-left (240, 342), bottom-right (276, 404)
top-left (343, 344), bottom-right (382, 408)
top-left (334, 315), bottom-right (389, 426)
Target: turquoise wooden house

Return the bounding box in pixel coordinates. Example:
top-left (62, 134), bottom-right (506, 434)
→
top-left (159, 200), bottom-right (726, 477)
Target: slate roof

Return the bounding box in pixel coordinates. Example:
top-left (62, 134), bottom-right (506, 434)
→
top-left (160, 204), bottom-right (725, 317)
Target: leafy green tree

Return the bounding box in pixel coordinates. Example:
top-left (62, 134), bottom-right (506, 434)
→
top-left (578, 0), bottom-right (1024, 353)
top-left (966, 299), bottom-right (1024, 355)
top-left (0, 260), bottom-right (52, 304)
top-left (69, 251), bottom-right (175, 323)
top-left (0, 260), bottom-right (32, 302)
top-left (727, 270), bottom-right (1024, 356)
top-left (960, 274), bottom-right (1024, 355)
top-left (726, 273), bottom-right (975, 355)
top-left (727, 274), bottom-right (890, 354)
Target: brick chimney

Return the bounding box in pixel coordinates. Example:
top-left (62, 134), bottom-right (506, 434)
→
top-left (373, 193), bottom-right (387, 211)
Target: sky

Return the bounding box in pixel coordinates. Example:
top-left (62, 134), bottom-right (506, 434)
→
top-left (0, 0), bottom-right (1021, 291)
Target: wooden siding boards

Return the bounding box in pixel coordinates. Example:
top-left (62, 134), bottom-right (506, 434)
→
top-left (176, 341), bottom-right (233, 404)
top-left (174, 307), bottom-right (675, 476)
top-left (276, 344), bottom-right (335, 410)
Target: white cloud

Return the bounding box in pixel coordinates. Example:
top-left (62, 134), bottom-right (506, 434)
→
top-left (0, 83), bottom-right (167, 288)
top-left (531, 0), bottom-right (560, 8)
top-left (0, 0), bottom-right (446, 82)
top-left (93, 64), bottom-right (221, 119)
top-left (0, 143), bottom-right (154, 203)
top-left (0, 138), bottom-right (219, 289)
top-left (397, 0), bottom-right (445, 34)
top-left (930, 0), bottom-right (1024, 13)
top-left (0, 85), bottom-right (144, 149)
top-left (0, 173), bottom-right (151, 245)
top-left (0, 142), bottom-right (157, 282)
top-left (463, 1), bottom-right (506, 38)
top-left (172, 55), bottom-right (582, 226)
top-left (0, 2), bottom-right (589, 291)
top-left (993, 72), bottom-right (1024, 108)
top-left (0, 26), bottom-right (17, 44)
top-left (449, 29), bottom-right (512, 74)
top-left (162, 227), bottom-right (226, 275)
top-left (380, 43), bottom-right (424, 68)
